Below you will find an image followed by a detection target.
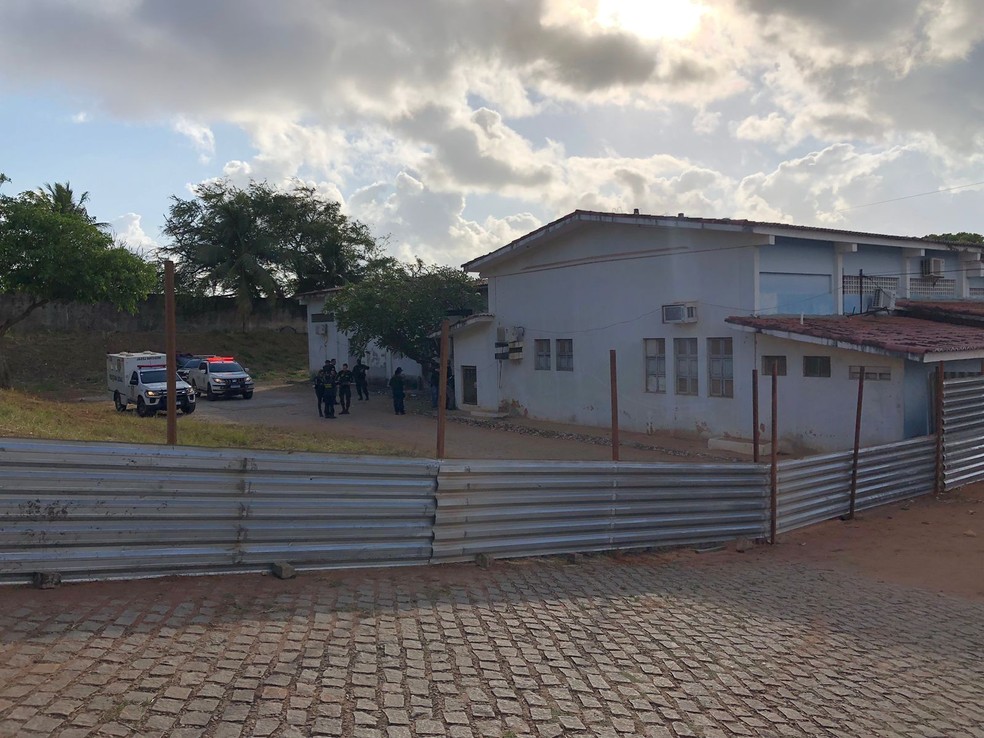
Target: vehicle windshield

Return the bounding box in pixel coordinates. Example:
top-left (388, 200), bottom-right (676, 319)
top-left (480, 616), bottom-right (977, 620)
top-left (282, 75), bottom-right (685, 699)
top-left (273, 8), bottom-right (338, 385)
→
top-left (140, 370), bottom-right (182, 384)
top-left (210, 362), bottom-right (244, 373)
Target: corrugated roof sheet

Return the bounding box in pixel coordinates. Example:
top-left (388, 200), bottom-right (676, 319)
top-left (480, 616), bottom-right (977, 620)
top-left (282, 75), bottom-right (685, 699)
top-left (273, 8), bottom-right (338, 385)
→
top-left (726, 314), bottom-right (984, 358)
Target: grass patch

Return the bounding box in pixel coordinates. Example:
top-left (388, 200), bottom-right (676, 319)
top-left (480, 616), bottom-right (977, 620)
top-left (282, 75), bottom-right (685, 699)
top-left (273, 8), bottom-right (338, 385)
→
top-left (3, 329), bottom-right (311, 397)
top-left (0, 389), bottom-right (413, 456)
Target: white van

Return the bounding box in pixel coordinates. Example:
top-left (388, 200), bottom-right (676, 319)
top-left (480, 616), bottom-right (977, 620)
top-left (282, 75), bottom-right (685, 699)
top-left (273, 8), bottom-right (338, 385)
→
top-left (106, 352), bottom-right (197, 417)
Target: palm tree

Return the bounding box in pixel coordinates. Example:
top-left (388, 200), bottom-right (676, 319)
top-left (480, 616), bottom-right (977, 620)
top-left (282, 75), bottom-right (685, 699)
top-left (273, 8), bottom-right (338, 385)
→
top-left (36, 181), bottom-right (109, 229)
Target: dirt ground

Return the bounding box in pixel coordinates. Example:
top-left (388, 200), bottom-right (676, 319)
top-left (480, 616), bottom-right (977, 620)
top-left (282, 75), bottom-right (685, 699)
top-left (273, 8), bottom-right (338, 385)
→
top-left (741, 483), bottom-right (984, 600)
top-left (188, 382), bottom-right (750, 462)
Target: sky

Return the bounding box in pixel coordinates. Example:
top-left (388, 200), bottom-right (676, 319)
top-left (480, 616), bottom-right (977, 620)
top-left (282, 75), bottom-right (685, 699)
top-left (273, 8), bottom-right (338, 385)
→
top-left (1, 0), bottom-right (982, 269)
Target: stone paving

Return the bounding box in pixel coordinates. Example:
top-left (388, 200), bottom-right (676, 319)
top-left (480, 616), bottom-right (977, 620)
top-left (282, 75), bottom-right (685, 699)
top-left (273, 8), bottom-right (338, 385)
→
top-left (1, 552), bottom-right (982, 738)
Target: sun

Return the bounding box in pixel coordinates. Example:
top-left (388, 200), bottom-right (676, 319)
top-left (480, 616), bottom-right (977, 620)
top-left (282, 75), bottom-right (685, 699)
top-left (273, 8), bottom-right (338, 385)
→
top-left (593, 0), bottom-right (705, 40)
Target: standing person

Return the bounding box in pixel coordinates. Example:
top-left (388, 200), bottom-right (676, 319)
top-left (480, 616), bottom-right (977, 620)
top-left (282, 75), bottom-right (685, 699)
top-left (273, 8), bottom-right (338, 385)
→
top-left (314, 363), bottom-right (329, 417)
top-left (389, 367), bottom-right (406, 415)
top-left (337, 363), bottom-right (353, 414)
top-left (429, 364), bottom-right (440, 409)
top-left (353, 359), bottom-right (370, 401)
top-left (323, 366), bottom-right (338, 419)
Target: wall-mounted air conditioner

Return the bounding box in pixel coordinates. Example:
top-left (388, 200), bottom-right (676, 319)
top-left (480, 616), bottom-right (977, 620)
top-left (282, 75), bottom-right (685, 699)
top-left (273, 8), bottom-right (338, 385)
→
top-left (662, 302), bottom-right (698, 324)
top-left (872, 289), bottom-right (896, 310)
top-left (921, 257), bottom-right (945, 277)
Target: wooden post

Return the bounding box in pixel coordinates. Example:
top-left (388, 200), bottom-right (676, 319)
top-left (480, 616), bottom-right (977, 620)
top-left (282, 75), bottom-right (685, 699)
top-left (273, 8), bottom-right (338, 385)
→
top-left (436, 319), bottom-right (450, 459)
top-left (935, 361), bottom-right (945, 495)
top-left (770, 364), bottom-right (778, 544)
top-left (847, 366), bottom-right (865, 519)
top-left (164, 261), bottom-right (178, 446)
top-left (752, 368), bottom-right (760, 463)
top-left (610, 350), bottom-right (619, 462)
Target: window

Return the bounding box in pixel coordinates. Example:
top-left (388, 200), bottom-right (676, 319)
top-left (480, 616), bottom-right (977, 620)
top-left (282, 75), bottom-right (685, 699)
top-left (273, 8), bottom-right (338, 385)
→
top-left (849, 366), bottom-right (891, 381)
top-left (534, 339), bottom-right (551, 370)
top-left (674, 338), bottom-right (698, 395)
top-left (761, 356), bottom-right (787, 377)
top-left (556, 339), bottom-right (574, 372)
top-left (707, 338), bottom-right (733, 398)
top-left (803, 356), bottom-right (831, 378)
top-left (644, 339), bottom-right (666, 393)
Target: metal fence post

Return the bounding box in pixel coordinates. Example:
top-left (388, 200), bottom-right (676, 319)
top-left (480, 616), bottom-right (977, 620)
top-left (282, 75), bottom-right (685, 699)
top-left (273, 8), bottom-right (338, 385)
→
top-left (847, 366), bottom-right (865, 519)
top-left (935, 361), bottom-right (945, 495)
top-left (770, 365), bottom-right (778, 544)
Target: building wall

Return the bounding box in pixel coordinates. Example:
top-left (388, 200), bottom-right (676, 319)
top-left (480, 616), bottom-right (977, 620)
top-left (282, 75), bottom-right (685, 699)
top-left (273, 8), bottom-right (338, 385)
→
top-left (752, 336), bottom-right (906, 452)
top-left (483, 224), bottom-right (762, 438)
top-left (473, 222), bottom-right (962, 453)
top-left (298, 296), bottom-right (423, 387)
top-left (450, 324), bottom-right (498, 410)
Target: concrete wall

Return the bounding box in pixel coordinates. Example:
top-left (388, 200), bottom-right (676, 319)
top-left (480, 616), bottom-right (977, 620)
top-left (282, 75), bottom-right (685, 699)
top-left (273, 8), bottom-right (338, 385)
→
top-left (2, 294), bottom-right (307, 334)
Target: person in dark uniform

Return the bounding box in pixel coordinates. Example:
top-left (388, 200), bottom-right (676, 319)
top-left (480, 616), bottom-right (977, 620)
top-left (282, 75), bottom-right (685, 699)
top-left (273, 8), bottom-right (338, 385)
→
top-left (323, 366), bottom-right (338, 419)
top-left (389, 367), bottom-right (406, 415)
top-left (429, 364), bottom-right (440, 409)
top-left (337, 363), bottom-right (353, 414)
top-left (314, 364), bottom-right (328, 417)
top-left (353, 359), bottom-right (369, 400)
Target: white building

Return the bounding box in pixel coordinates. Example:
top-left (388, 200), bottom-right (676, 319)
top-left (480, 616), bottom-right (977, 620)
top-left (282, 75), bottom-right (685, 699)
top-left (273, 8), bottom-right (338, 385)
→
top-left (451, 210), bottom-right (984, 453)
top-left (295, 290), bottom-right (424, 387)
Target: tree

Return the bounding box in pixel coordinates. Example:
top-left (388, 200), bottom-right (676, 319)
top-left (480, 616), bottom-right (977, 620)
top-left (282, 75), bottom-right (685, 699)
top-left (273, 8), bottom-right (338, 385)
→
top-left (0, 177), bottom-right (156, 388)
top-left (327, 259), bottom-right (485, 368)
top-left (924, 232), bottom-right (984, 244)
top-left (162, 180), bottom-right (378, 326)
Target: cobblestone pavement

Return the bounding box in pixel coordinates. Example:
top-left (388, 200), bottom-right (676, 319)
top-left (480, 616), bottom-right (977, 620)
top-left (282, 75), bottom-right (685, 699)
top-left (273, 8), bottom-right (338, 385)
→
top-left (1, 552), bottom-right (982, 738)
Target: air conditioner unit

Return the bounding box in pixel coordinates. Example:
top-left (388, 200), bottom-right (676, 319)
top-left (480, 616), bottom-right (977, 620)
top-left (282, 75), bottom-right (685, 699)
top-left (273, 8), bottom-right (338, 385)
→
top-left (872, 289), bottom-right (896, 310)
top-left (662, 302), bottom-right (698, 324)
top-left (506, 326), bottom-right (525, 342)
top-left (921, 257), bottom-right (945, 277)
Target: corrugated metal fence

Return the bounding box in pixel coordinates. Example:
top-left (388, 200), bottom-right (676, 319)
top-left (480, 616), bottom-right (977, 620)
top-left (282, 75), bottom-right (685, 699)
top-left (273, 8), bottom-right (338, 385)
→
top-left (775, 436), bottom-right (936, 534)
top-left (0, 411), bottom-right (972, 582)
top-left (941, 375), bottom-right (984, 489)
top-left (0, 439), bottom-right (437, 584)
top-left (432, 461), bottom-right (770, 562)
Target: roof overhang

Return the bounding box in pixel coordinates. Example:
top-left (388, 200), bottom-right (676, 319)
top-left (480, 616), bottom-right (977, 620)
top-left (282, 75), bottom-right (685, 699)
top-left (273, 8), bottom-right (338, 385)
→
top-left (427, 313), bottom-right (494, 339)
top-left (727, 315), bottom-right (984, 363)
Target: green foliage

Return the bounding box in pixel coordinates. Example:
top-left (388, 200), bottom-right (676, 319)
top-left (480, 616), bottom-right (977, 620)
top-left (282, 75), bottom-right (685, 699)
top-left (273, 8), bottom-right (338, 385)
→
top-left (924, 232), bottom-right (984, 244)
top-left (162, 180), bottom-right (378, 317)
top-left (0, 192), bottom-right (155, 326)
top-left (327, 259), bottom-right (485, 367)
top-left (0, 176), bottom-right (156, 387)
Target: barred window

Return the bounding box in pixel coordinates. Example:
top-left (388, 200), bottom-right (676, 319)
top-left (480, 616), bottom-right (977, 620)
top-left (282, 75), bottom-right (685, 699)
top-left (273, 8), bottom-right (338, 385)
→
top-left (674, 338), bottom-right (698, 395)
top-left (707, 338), bottom-right (733, 398)
top-left (803, 356), bottom-right (831, 378)
top-left (556, 339), bottom-right (574, 372)
top-left (848, 366), bottom-right (891, 381)
top-left (534, 339), bottom-right (551, 370)
top-left (644, 339), bottom-right (666, 393)
top-left (761, 355), bottom-right (787, 376)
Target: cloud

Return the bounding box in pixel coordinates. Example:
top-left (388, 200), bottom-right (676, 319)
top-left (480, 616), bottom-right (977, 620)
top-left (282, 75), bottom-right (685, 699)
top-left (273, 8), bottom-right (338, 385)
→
top-left (173, 117), bottom-right (215, 163)
top-left (110, 212), bottom-right (160, 256)
top-left (71, 111), bottom-right (90, 123)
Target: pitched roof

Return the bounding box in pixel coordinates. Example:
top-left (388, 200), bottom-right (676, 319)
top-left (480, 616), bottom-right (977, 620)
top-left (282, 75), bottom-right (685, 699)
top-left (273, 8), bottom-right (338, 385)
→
top-left (462, 209), bottom-right (976, 272)
top-left (725, 314), bottom-right (984, 362)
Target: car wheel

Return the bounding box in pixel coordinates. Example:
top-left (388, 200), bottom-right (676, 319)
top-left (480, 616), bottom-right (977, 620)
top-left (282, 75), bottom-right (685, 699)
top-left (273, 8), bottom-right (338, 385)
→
top-left (182, 402), bottom-right (196, 415)
top-left (136, 397), bottom-right (152, 418)
top-left (206, 383), bottom-right (216, 401)
top-left (242, 390), bottom-right (253, 400)
top-left (113, 391), bottom-right (127, 412)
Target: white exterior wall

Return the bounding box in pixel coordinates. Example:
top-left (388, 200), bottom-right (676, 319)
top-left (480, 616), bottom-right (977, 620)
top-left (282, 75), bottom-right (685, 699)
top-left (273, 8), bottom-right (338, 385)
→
top-left (482, 223), bottom-right (763, 438)
top-left (298, 295), bottom-right (423, 387)
top-left (752, 336), bottom-right (907, 452)
top-left (451, 323), bottom-right (499, 410)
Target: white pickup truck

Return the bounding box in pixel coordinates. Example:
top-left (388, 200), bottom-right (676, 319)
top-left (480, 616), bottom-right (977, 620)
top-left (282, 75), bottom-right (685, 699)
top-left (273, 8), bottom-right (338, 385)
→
top-left (107, 351), bottom-right (197, 417)
top-left (185, 356), bottom-right (254, 400)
